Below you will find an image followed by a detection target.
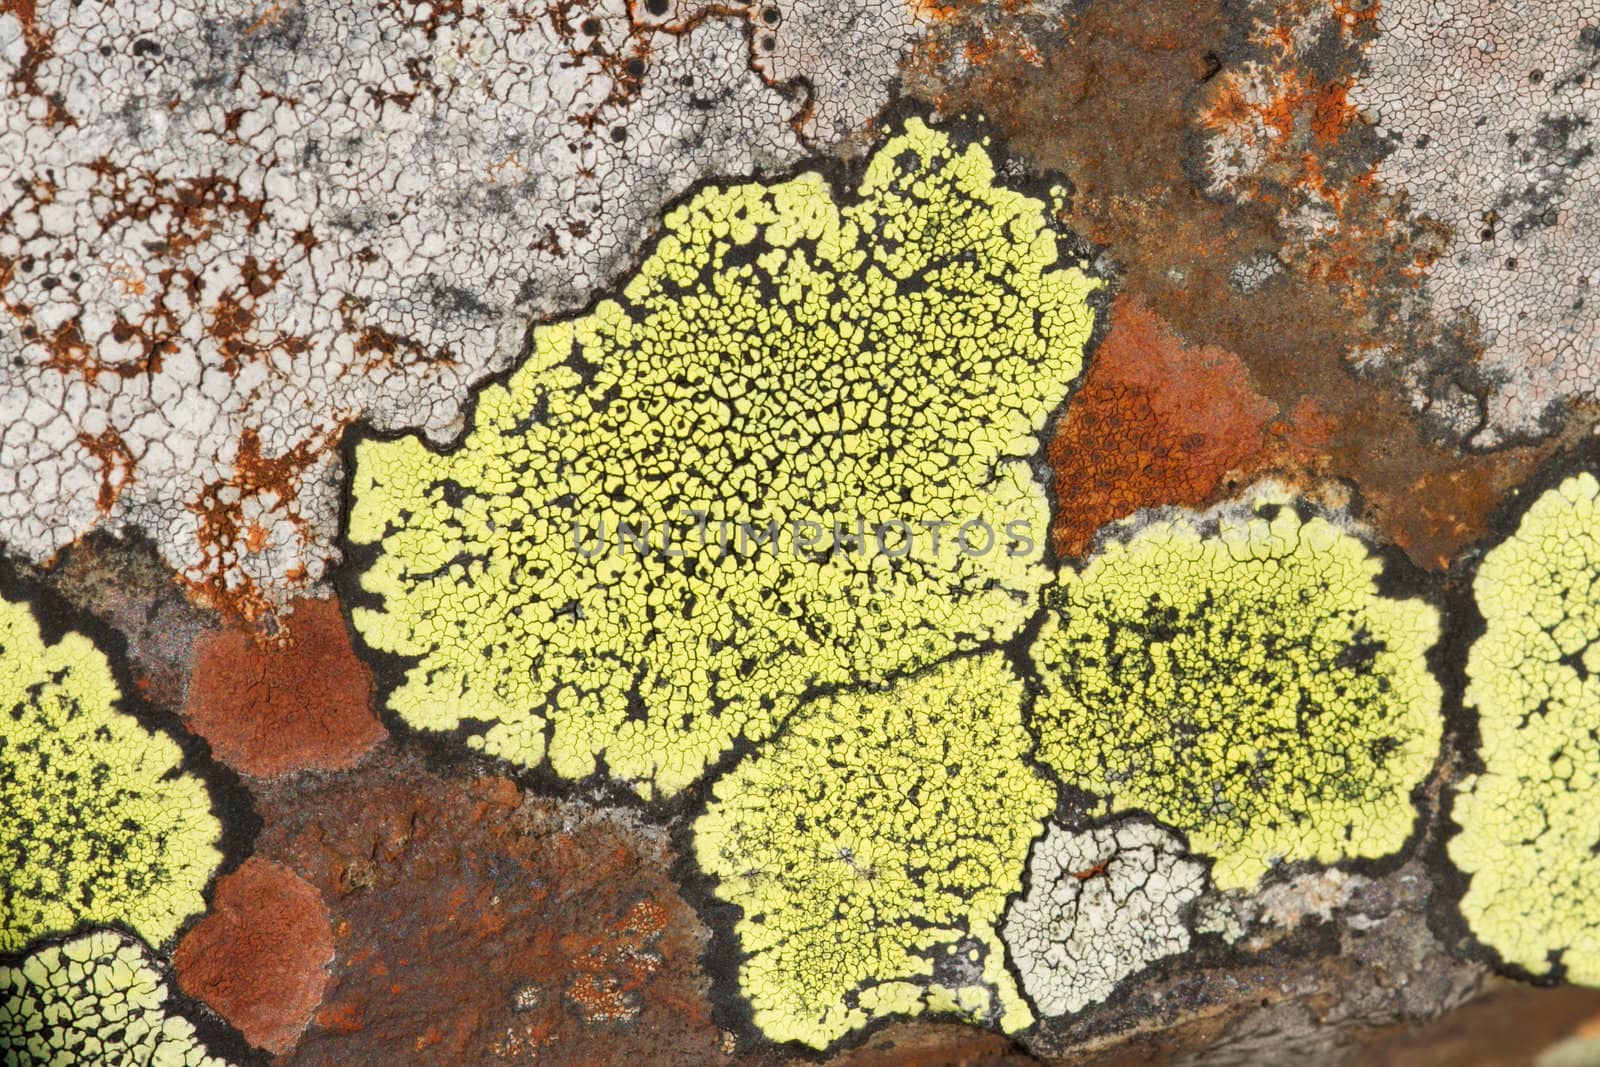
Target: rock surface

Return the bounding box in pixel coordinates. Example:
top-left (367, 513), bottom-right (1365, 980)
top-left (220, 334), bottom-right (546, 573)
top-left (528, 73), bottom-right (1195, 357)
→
top-left (6, 0), bottom-right (1600, 1064)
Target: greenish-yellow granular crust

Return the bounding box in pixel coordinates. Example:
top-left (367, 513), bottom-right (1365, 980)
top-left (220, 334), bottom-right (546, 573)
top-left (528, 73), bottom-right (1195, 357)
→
top-left (692, 652), bottom-right (1054, 1048)
top-left (1029, 487), bottom-right (1443, 890)
top-left (0, 593), bottom-right (222, 952)
top-left (347, 118), bottom-right (1100, 797)
top-left (1452, 471), bottom-right (1600, 982)
top-left (1, 930), bottom-right (234, 1066)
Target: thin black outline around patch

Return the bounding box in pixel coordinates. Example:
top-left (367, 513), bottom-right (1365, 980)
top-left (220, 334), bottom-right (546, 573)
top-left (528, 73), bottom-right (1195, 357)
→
top-left (670, 647), bottom-right (1060, 1059)
top-left (1426, 435), bottom-right (1600, 986)
top-left (0, 557), bottom-right (264, 1066)
top-left (996, 812), bottom-right (1216, 1023)
top-left (0, 925), bottom-right (269, 1067)
top-left (331, 99), bottom-right (1113, 1057)
top-left (1024, 479), bottom-right (1456, 897)
top-left (332, 99), bottom-right (1110, 803)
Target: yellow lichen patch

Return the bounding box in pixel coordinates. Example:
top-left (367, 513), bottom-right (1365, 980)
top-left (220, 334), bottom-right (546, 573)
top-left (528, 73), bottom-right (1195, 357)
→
top-left (1029, 486), bottom-right (1443, 891)
top-left (347, 117), bottom-right (1100, 797)
top-left (1451, 471), bottom-right (1600, 982)
top-left (0, 930), bottom-right (234, 1066)
top-left (0, 590), bottom-right (222, 952)
top-left (692, 652), bottom-right (1054, 1049)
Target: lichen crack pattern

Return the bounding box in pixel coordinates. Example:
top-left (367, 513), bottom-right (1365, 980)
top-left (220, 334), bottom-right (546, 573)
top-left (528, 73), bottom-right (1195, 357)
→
top-left (692, 652), bottom-right (1055, 1049)
top-left (1451, 470), bottom-right (1600, 982)
top-left (1002, 820), bottom-right (1207, 1017)
top-left (1029, 485), bottom-right (1443, 890)
top-left (1200, 0), bottom-right (1600, 447)
top-left (1353, 0), bottom-right (1600, 445)
top-left (0, 930), bottom-right (234, 1066)
top-left (0, 587), bottom-right (222, 953)
top-left (347, 117), bottom-right (1100, 797)
top-left (0, 0), bottom-right (927, 617)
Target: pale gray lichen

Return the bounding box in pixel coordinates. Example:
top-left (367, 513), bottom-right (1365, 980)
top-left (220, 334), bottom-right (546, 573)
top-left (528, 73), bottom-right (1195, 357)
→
top-left (1253, 869), bottom-right (1367, 931)
top-left (1350, 0), bottom-right (1600, 446)
top-left (1201, 0), bottom-right (1600, 447)
top-left (0, 0), bottom-right (934, 615)
top-left (1002, 820), bottom-right (1207, 1018)
top-left (750, 0), bottom-right (917, 144)
top-left (1192, 895), bottom-right (1252, 946)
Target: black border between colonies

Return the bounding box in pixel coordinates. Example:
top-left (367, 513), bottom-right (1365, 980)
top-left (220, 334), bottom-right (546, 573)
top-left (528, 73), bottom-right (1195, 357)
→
top-left (999, 474), bottom-right (1469, 1045)
top-left (0, 556), bottom-right (265, 1066)
top-left (330, 95), bottom-right (1113, 829)
top-left (1424, 433), bottom-right (1600, 986)
top-left (1026, 478), bottom-right (1461, 895)
top-left (331, 98), bottom-right (1115, 1057)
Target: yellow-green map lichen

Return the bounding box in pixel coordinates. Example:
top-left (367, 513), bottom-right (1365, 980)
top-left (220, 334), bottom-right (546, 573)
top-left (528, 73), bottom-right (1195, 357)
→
top-left (0, 591), bottom-right (222, 952)
top-left (1, 930), bottom-right (233, 1066)
top-left (692, 652), bottom-right (1054, 1049)
top-left (347, 117), bottom-right (1100, 796)
top-left (1029, 487), bottom-right (1443, 890)
top-left (1451, 471), bottom-right (1600, 982)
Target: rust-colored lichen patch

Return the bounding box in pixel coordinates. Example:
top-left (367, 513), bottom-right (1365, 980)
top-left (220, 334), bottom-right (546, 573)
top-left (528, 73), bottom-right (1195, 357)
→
top-left (184, 427), bottom-right (345, 622)
top-left (253, 754), bottom-right (726, 1066)
top-left (183, 596), bottom-right (383, 777)
top-left (563, 899), bottom-right (670, 1024)
top-left (0, 0), bottom-right (69, 128)
top-left (173, 858), bottom-right (335, 1056)
top-left (916, 0), bottom-right (1561, 570)
top-left (1192, 0), bottom-right (1451, 372)
top-left (1048, 295), bottom-right (1276, 557)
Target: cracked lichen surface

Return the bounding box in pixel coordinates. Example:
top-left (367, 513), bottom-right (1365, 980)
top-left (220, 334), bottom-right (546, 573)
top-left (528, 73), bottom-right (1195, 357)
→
top-left (347, 117), bottom-right (1099, 797)
top-left (0, 587), bottom-right (222, 953)
top-left (1200, 0), bottom-right (1600, 447)
top-left (1029, 486), bottom-right (1444, 890)
top-left (1352, 0), bottom-right (1600, 445)
top-left (1003, 820), bottom-right (1207, 1018)
top-left (0, 0), bottom-right (938, 618)
top-left (1452, 471), bottom-right (1600, 982)
top-left (692, 652), bottom-right (1054, 1050)
top-left (0, 930), bottom-right (233, 1066)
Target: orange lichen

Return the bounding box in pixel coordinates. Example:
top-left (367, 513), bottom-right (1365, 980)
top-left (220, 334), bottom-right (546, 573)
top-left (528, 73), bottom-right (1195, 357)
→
top-left (1, 0), bottom-right (71, 127)
top-left (910, 0), bottom-right (1032, 23)
top-left (1329, 0), bottom-right (1381, 28)
top-left (5, 0), bottom-right (921, 627)
top-left (1288, 168), bottom-right (1446, 301)
top-left (564, 899), bottom-right (671, 1024)
top-left (3, 161), bottom-right (292, 392)
top-left (185, 426), bottom-right (344, 620)
top-left (1199, 67), bottom-right (1361, 193)
top-left (207, 256), bottom-right (308, 374)
top-left (348, 314), bottom-right (436, 369)
top-left (182, 595), bottom-right (384, 777)
top-left (920, 0), bottom-right (1562, 572)
top-left (1048, 295), bottom-right (1277, 557)
top-left (173, 858), bottom-right (335, 1056)
top-left (75, 429), bottom-right (136, 513)
top-left (1196, 2), bottom-right (1441, 319)
top-left (963, 24), bottom-right (1043, 68)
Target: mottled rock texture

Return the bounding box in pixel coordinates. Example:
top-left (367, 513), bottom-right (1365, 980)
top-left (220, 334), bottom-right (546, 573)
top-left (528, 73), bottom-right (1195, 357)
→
top-left (8, 0), bottom-right (1600, 1064)
top-left (252, 752), bottom-right (728, 1065)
